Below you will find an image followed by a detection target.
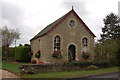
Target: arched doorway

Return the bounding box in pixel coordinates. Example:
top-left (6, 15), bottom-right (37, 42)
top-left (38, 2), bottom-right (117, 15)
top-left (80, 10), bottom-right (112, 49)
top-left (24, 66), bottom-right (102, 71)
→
top-left (68, 45), bottom-right (76, 62)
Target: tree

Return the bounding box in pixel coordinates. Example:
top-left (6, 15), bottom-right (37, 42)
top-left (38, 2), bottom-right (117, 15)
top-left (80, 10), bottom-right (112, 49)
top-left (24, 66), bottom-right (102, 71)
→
top-left (19, 44), bottom-right (23, 46)
top-left (95, 39), bottom-right (118, 60)
top-left (100, 12), bottom-right (120, 41)
top-left (24, 44), bottom-right (30, 46)
top-left (96, 12), bottom-right (120, 61)
top-left (0, 26), bottom-right (20, 57)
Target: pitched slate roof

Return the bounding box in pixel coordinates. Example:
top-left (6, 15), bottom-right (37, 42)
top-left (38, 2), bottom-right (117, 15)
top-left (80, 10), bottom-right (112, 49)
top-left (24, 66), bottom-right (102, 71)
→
top-left (30, 9), bottom-right (95, 41)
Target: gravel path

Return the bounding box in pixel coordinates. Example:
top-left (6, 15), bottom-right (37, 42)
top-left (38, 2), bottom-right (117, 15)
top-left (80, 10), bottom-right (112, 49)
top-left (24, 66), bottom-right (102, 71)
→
top-left (0, 69), bottom-right (21, 78)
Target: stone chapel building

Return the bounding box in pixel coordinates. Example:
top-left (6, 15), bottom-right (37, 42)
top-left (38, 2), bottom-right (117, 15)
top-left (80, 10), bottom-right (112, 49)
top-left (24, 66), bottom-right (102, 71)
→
top-left (30, 8), bottom-right (96, 63)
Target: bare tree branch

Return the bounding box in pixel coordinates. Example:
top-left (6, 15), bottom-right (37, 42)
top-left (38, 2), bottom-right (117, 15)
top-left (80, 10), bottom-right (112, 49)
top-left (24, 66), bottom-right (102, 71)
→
top-left (0, 26), bottom-right (20, 47)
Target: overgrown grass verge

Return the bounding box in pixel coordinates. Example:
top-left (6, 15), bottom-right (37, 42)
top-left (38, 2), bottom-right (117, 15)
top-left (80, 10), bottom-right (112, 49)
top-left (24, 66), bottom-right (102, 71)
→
top-left (22, 67), bottom-right (119, 78)
top-left (2, 62), bottom-right (119, 78)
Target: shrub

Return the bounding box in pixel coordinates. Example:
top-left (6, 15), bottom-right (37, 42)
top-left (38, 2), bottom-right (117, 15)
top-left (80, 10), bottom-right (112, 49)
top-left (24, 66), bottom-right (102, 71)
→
top-left (9, 48), bottom-right (15, 57)
top-left (24, 44), bottom-right (30, 46)
top-left (2, 47), bottom-right (16, 61)
top-left (85, 65), bottom-right (99, 70)
top-left (35, 50), bottom-right (41, 58)
top-left (72, 61), bottom-right (91, 68)
top-left (31, 60), bottom-right (37, 64)
top-left (38, 61), bottom-right (44, 64)
top-left (2, 46), bottom-right (10, 57)
top-left (14, 46), bottom-right (31, 62)
top-left (91, 60), bottom-right (110, 68)
top-left (70, 60), bottom-right (118, 68)
top-left (52, 50), bottom-right (62, 59)
top-left (30, 51), bottom-right (33, 56)
top-left (108, 59), bottom-right (120, 66)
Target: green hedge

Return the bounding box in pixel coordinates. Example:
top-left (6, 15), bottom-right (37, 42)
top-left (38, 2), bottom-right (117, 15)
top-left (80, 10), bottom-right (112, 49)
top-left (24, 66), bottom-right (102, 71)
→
top-left (9, 48), bottom-right (15, 57)
top-left (70, 60), bottom-right (119, 68)
top-left (14, 46), bottom-right (31, 62)
top-left (2, 47), bottom-right (15, 61)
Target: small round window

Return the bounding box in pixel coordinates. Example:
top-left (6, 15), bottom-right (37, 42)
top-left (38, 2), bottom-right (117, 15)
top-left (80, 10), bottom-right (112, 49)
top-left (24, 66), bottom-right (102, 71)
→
top-left (69, 20), bottom-right (75, 27)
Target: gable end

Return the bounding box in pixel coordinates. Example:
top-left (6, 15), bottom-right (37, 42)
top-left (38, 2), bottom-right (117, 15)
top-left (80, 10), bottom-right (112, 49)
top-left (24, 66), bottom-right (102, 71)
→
top-left (30, 9), bottom-right (96, 41)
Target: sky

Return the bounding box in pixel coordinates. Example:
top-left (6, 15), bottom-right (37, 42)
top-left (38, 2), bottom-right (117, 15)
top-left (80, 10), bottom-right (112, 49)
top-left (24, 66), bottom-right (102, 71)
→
top-left (0, 0), bottom-right (120, 47)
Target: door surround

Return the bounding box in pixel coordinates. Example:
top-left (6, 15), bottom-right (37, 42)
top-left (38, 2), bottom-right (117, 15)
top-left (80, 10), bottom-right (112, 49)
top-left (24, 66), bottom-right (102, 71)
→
top-left (68, 44), bottom-right (76, 62)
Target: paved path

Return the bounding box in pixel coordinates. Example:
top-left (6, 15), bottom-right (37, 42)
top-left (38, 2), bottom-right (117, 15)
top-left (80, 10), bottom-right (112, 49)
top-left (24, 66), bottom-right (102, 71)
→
top-left (0, 69), bottom-right (22, 78)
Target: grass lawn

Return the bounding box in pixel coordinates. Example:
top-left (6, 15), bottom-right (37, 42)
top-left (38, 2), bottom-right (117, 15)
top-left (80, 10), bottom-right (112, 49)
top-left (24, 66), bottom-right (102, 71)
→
top-left (2, 62), bottom-right (29, 73)
top-left (2, 62), bottom-right (119, 78)
top-left (22, 67), bottom-right (119, 78)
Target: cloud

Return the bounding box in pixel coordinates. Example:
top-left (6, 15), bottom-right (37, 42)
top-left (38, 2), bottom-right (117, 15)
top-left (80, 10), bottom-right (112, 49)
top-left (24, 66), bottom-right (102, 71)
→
top-left (2, 1), bottom-right (24, 28)
top-left (0, 1), bottom-right (2, 27)
top-left (1, 0), bottom-right (119, 47)
top-left (61, 1), bottom-right (88, 17)
top-left (1, 1), bottom-right (30, 46)
top-left (118, 1), bottom-right (120, 17)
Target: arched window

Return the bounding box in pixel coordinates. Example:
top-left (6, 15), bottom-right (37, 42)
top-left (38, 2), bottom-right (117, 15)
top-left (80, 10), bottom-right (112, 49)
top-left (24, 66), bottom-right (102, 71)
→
top-left (82, 37), bottom-right (88, 47)
top-left (54, 36), bottom-right (60, 50)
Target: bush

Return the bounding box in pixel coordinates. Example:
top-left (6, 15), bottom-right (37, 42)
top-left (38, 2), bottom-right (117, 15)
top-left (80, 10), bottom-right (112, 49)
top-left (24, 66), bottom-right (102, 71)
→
top-left (31, 60), bottom-right (37, 64)
top-left (24, 44), bottom-right (30, 46)
top-left (70, 60), bottom-right (118, 68)
top-left (38, 61), bottom-right (44, 64)
top-left (9, 48), bottom-right (15, 57)
top-left (14, 46), bottom-right (31, 62)
top-left (52, 50), bottom-right (62, 59)
top-left (2, 47), bottom-right (16, 61)
top-left (35, 50), bottom-right (41, 58)
top-left (108, 59), bottom-right (120, 66)
top-left (85, 65), bottom-right (99, 70)
top-left (91, 60), bottom-right (110, 68)
top-left (30, 51), bottom-right (33, 56)
top-left (72, 61), bottom-right (91, 68)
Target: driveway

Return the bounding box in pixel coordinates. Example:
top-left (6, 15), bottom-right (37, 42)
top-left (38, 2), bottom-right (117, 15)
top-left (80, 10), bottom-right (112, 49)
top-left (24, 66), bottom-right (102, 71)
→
top-left (0, 69), bottom-right (24, 80)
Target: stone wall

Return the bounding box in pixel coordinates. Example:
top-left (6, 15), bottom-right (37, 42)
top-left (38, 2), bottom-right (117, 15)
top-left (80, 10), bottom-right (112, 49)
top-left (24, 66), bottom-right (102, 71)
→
top-left (19, 63), bottom-right (80, 74)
